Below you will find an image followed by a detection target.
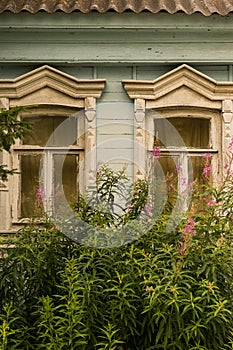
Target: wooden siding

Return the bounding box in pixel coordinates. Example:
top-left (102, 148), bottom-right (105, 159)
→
top-left (0, 63), bottom-right (232, 176)
top-left (1, 13), bottom-right (233, 65)
top-left (1, 11), bottom-right (233, 174)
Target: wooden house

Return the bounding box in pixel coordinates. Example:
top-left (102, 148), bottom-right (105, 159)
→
top-left (1, 0), bottom-right (233, 232)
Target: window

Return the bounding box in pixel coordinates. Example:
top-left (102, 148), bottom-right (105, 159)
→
top-left (0, 65), bottom-right (105, 231)
top-left (149, 113), bottom-right (219, 209)
top-left (122, 64), bottom-right (231, 212)
top-left (12, 107), bottom-right (84, 221)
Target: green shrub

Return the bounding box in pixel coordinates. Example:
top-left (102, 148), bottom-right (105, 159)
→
top-left (0, 163), bottom-right (233, 349)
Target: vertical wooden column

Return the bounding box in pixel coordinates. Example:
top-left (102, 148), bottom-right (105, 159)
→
top-left (134, 98), bottom-right (146, 180)
top-left (84, 97), bottom-right (97, 190)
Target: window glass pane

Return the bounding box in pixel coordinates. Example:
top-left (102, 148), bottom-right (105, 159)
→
top-left (53, 154), bottom-right (78, 209)
top-left (189, 156), bottom-right (205, 185)
top-left (22, 116), bottom-right (77, 146)
top-left (20, 154), bottom-right (42, 218)
top-left (150, 155), bottom-right (178, 210)
top-left (188, 155), bottom-right (214, 211)
top-left (154, 117), bottom-right (210, 148)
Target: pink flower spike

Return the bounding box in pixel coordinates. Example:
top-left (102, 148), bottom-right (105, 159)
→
top-left (188, 217), bottom-right (195, 226)
top-left (203, 166), bottom-right (212, 176)
top-left (182, 217), bottom-right (196, 236)
top-left (152, 146), bottom-right (161, 158)
top-left (36, 188), bottom-right (45, 204)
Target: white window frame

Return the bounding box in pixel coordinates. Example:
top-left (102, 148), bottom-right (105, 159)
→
top-left (0, 65), bottom-right (105, 231)
top-left (122, 64), bottom-right (233, 185)
top-left (145, 109), bottom-right (222, 210)
top-left (12, 107), bottom-right (85, 223)
top-left (147, 108), bottom-right (222, 181)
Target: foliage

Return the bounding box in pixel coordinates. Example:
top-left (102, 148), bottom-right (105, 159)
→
top-left (72, 164), bottom-right (148, 228)
top-left (0, 215), bottom-right (232, 349)
top-left (0, 107), bottom-right (32, 181)
top-left (0, 151), bottom-right (233, 349)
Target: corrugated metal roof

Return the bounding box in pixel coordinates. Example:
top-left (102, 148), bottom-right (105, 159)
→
top-left (0, 0), bottom-right (233, 16)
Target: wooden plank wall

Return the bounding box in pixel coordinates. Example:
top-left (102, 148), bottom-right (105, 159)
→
top-left (1, 12), bottom-right (233, 175)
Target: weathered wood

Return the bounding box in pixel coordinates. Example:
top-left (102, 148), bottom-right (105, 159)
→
top-left (0, 12), bottom-right (233, 30)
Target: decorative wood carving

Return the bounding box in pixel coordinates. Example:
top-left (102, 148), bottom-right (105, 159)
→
top-left (0, 66), bottom-right (105, 231)
top-left (123, 64), bottom-right (233, 182)
top-left (123, 64), bottom-right (233, 109)
top-left (222, 100), bottom-right (233, 156)
top-left (0, 65), bottom-right (105, 108)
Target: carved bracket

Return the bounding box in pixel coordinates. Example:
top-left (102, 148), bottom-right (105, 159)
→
top-left (134, 99), bottom-right (146, 179)
top-left (84, 97), bottom-right (97, 189)
top-left (222, 100), bottom-right (233, 150)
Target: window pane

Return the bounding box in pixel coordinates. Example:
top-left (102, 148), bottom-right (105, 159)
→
top-left (53, 154), bottom-right (78, 209)
top-left (188, 155), bottom-right (215, 213)
top-left (189, 156), bottom-right (204, 185)
top-left (22, 116), bottom-right (77, 146)
top-left (20, 154), bottom-right (42, 218)
top-left (150, 155), bottom-right (178, 210)
top-left (154, 117), bottom-right (210, 148)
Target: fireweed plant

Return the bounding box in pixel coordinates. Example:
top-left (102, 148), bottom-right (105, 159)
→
top-left (0, 140), bottom-right (233, 349)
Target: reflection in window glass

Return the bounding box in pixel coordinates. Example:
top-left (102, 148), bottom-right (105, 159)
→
top-left (150, 155), bottom-right (178, 210)
top-left (21, 154), bottom-right (42, 218)
top-left (53, 154), bottom-right (78, 207)
top-left (20, 153), bottom-right (79, 218)
top-left (154, 117), bottom-right (210, 148)
top-left (22, 116), bottom-right (77, 146)
top-left (189, 156), bottom-right (206, 185)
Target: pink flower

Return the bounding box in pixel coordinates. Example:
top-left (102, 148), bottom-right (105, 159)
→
top-left (146, 286), bottom-right (154, 292)
top-left (203, 166), bottom-right (212, 176)
top-left (168, 183), bottom-right (175, 191)
top-left (207, 199), bottom-right (216, 207)
top-left (181, 177), bottom-right (187, 185)
top-left (152, 146), bottom-right (160, 158)
top-left (203, 153), bottom-right (212, 159)
top-left (182, 217), bottom-right (196, 236)
top-left (188, 183), bottom-right (194, 190)
top-left (228, 136), bottom-right (233, 149)
top-left (145, 205), bottom-right (152, 213)
top-left (36, 188), bottom-right (45, 203)
top-left (175, 163), bottom-right (182, 173)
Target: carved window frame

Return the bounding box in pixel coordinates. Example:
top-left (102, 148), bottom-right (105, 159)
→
top-left (0, 65), bottom-right (105, 231)
top-left (123, 64), bottom-right (233, 184)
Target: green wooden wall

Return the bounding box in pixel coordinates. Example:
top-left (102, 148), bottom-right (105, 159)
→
top-left (1, 11), bottom-right (233, 175)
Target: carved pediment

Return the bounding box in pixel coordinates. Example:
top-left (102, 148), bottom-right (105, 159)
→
top-left (147, 85), bottom-right (221, 110)
top-left (0, 65), bottom-right (105, 107)
top-left (123, 64), bottom-right (233, 109)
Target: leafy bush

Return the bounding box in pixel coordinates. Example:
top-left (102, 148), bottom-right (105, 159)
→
top-left (0, 107), bottom-right (32, 181)
top-left (0, 156), bottom-right (233, 349)
top-left (72, 164), bottom-right (148, 228)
